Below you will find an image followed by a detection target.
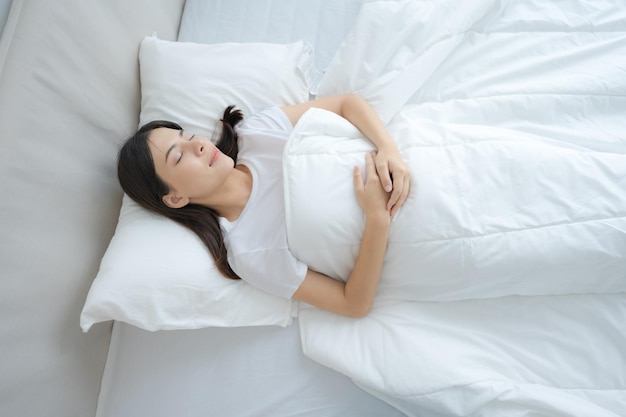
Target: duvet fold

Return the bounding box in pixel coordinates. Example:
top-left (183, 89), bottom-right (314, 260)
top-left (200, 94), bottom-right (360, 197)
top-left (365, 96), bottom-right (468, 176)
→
top-left (284, 0), bottom-right (626, 415)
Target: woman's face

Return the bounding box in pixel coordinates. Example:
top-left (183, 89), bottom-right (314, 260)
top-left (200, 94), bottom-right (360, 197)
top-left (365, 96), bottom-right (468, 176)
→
top-left (147, 127), bottom-right (234, 208)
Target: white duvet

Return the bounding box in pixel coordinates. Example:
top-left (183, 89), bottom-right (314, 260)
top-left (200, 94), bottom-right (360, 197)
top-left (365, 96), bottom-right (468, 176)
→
top-left (283, 1), bottom-right (626, 416)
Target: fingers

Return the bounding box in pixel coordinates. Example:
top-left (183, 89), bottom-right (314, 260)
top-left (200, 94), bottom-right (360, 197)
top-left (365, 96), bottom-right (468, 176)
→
top-left (387, 170), bottom-right (408, 211)
top-left (375, 158), bottom-right (393, 192)
top-left (359, 149), bottom-right (411, 216)
top-left (356, 151), bottom-right (412, 217)
top-left (389, 175), bottom-right (410, 216)
top-left (353, 165), bottom-right (364, 191)
top-left (375, 149), bottom-right (410, 214)
top-left (367, 151), bottom-right (380, 177)
top-left (354, 152), bottom-right (378, 192)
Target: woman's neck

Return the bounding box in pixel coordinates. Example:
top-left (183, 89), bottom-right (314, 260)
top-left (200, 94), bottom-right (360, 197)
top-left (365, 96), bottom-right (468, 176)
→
top-left (205, 164), bottom-right (253, 222)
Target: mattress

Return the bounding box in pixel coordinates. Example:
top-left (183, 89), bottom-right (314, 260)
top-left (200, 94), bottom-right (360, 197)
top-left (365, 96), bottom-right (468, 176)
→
top-left (97, 321), bottom-right (405, 417)
top-left (95, 1), bottom-right (406, 416)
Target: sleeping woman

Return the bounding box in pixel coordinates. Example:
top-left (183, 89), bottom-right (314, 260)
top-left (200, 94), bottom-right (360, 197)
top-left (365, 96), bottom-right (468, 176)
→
top-left (117, 94), bottom-right (411, 317)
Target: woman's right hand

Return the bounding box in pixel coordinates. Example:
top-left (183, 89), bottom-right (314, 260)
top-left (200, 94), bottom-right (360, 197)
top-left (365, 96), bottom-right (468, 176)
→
top-left (354, 151), bottom-right (392, 220)
top-left (294, 150), bottom-right (391, 318)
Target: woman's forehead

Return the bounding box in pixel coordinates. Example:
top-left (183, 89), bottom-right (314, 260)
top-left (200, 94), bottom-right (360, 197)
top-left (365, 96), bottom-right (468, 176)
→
top-left (150, 127), bottom-right (181, 142)
top-left (148, 127), bottom-right (181, 154)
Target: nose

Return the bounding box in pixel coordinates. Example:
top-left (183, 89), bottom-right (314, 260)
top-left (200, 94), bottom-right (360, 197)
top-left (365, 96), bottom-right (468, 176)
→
top-left (190, 140), bottom-right (205, 156)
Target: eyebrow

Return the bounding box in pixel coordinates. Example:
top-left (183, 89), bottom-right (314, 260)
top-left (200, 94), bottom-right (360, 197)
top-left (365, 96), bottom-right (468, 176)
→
top-left (164, 129), bottom-right (184, 163)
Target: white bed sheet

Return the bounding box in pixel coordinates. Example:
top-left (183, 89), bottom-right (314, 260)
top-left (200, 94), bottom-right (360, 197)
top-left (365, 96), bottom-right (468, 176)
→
top-left (97, 321), bottom-right (406, 417)
top-left (96, 1), bottom-right (406, 416)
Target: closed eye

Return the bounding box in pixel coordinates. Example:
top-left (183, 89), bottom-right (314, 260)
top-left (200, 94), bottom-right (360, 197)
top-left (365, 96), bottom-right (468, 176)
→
top-left (176, 134), bottom-right (196, 164)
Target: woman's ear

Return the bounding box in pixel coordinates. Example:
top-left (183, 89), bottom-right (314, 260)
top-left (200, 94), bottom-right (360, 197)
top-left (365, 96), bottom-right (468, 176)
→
top-left (162, 192), bottom-right (189, 209)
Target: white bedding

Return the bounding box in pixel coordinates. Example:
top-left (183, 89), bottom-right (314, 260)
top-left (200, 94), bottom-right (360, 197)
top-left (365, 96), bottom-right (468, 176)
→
top-left (285, 0), bottom-right (626, 415)
top-left (97, 320), bottom-right (405, 417)
top-left (286, 108), bottom-right (626, 301)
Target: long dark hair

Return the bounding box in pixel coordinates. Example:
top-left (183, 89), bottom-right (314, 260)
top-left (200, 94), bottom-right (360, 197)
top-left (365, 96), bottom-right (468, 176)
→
top-left (117, 106), bottom-right (243, 280)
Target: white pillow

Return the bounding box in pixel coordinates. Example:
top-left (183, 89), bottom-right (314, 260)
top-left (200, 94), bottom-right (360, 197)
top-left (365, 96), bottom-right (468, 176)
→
top-left (139, 36), bottom-right (313, 137)
top-left (80, 36), bottom-right (313, 332)
top-left (81, 196), bottom-right (295, 331)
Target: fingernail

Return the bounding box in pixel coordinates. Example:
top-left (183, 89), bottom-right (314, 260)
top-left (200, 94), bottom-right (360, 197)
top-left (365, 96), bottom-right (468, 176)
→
top-left (385, 185), bottom-right (392, 192)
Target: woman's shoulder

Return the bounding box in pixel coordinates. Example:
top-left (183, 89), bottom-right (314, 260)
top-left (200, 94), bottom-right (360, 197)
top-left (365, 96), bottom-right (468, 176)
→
top-left (239, 106), bottom-right (293, 134)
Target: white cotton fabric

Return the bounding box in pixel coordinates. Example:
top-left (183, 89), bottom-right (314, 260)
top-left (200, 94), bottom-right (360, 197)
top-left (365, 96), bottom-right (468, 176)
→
top-left (139, 36), bottom-right (313, 138)
top-left (222, 107), bottom-right (308, 299)
top-left (286, 108), bottom-right (626, 302)
top-left (80, 195), bottom-right (295, 332)
top-left (95, 320), bottom-right (406, 417)
top-left (284, 0), bottom-right (626, 415)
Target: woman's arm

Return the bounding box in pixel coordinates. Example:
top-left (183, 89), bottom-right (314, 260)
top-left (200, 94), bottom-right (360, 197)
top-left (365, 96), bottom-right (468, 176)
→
top-left (281, 94), bottom-right (410, 216)
top-left (292, 152), bottom-right (391, 317)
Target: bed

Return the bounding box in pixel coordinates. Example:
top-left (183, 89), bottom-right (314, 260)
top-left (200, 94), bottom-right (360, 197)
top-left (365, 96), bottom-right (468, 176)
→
top-left (93, 2), bottom-right (408, 415)
top-left (1, 1), bottom-right (624, 416)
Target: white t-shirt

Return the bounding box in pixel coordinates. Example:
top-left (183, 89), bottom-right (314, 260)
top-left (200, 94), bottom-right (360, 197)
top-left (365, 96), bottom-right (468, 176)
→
top-left (220, 107), bottom-right (308, 299)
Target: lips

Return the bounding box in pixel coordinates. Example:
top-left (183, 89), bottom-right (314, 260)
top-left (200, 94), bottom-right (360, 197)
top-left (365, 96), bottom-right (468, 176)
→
top-left (209, 149), bottom-right (219, 166)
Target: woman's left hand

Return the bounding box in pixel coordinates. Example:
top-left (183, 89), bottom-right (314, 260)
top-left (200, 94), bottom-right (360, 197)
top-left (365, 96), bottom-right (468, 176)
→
top-left (374, 146), bottom-right (411, 216)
